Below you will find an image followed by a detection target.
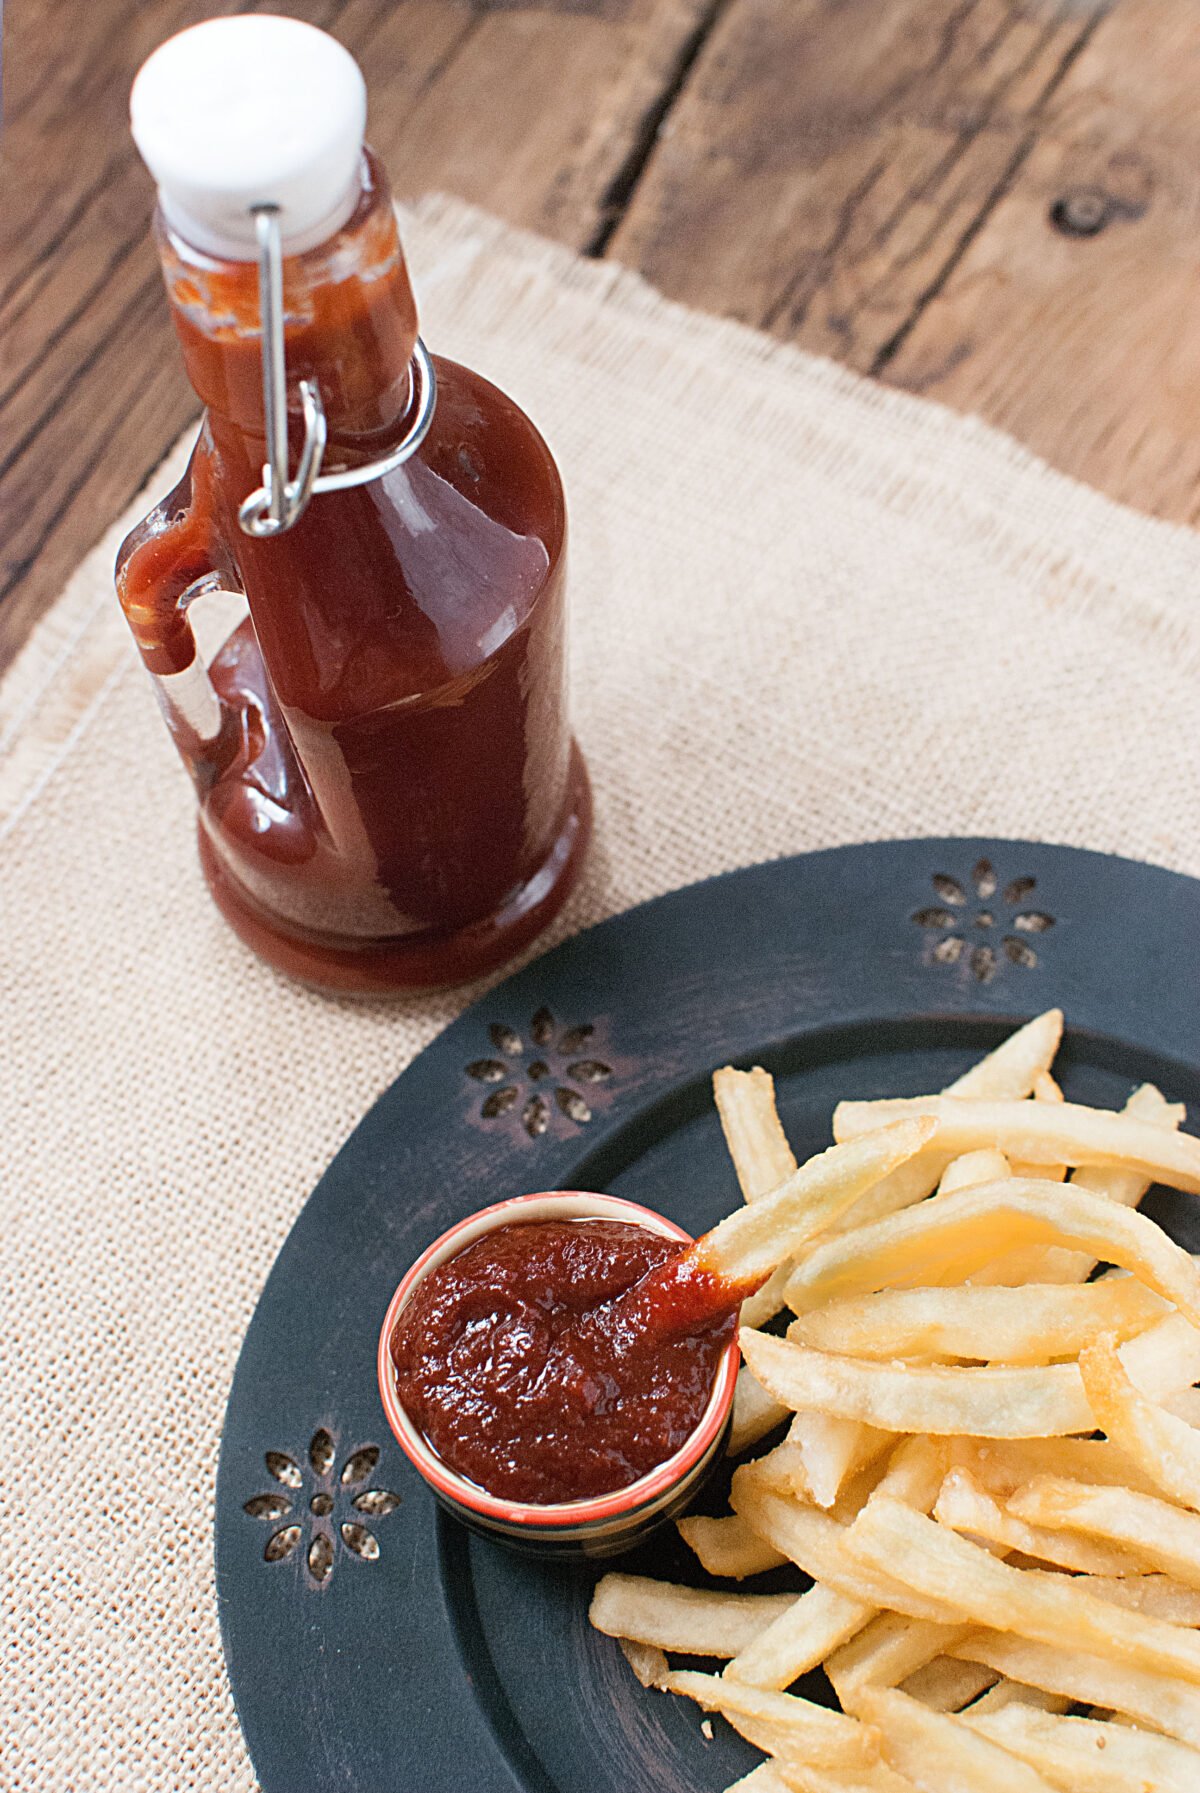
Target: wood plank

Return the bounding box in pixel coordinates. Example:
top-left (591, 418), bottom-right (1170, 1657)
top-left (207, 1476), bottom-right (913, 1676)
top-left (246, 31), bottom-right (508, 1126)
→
top-left (360, 0), bottom-right (712, 243)
top-left (0, 0), bottom-right (709, 674)
top-left (0, 0), bottom-right (454, 440)
top-left (880, 0), bottom-right (1200, 523)
top-left (0, 0), bottom-right (351, 346)
top-left (608, 0), bottom-right (1106, 370)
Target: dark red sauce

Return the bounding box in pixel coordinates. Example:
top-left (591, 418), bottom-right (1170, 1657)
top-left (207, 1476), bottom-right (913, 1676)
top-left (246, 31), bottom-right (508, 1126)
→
top-left (389, 1220), bottom-right (739, 1504)
top-left (115, 153), bottom-right (590, 993)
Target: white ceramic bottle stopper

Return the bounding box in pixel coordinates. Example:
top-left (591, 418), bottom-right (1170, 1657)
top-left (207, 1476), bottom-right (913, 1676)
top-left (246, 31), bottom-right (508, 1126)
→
top-left (130, 14), bottom-right (367, 260)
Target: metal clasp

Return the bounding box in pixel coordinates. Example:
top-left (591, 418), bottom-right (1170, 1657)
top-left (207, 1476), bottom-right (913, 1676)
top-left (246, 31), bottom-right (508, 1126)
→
top-left (238, 206), bottom-right (437, 538)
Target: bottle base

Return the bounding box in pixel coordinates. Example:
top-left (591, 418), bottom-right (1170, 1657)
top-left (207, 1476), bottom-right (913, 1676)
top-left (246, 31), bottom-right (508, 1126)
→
top-left (197, 744), bottom-right (593, 996)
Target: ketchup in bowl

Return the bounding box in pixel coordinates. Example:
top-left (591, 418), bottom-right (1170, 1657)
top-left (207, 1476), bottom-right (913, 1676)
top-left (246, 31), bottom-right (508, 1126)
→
top-left (389, 1218), bottom-right (741, 1505)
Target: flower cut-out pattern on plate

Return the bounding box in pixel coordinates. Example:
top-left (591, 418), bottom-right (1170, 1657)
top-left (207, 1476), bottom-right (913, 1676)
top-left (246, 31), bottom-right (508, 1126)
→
top-left (245, 1429), bottom-right (401, 1586)
top-left (466, 1006), bottom-right (613, 1138)
top-left (911, 858), bottom-right (1055, 983)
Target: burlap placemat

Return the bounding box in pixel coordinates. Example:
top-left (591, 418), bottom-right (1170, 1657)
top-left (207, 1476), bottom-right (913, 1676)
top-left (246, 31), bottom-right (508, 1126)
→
top-left (5, 193), bottom-right (1200, 1789)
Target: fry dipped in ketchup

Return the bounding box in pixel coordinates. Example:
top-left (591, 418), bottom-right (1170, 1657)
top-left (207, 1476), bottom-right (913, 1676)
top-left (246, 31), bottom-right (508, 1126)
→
top-left (389, 1120), bottom-right (933, 1503)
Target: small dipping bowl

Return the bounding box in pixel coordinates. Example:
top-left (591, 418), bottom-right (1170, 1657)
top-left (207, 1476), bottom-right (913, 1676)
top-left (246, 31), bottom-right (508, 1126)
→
top-left (377, 1191), bottom-right (740, 1558)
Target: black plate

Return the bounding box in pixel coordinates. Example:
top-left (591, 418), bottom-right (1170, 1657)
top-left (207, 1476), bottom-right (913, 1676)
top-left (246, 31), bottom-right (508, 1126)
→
top-left (215, 837), bottom-right (1200, 1792)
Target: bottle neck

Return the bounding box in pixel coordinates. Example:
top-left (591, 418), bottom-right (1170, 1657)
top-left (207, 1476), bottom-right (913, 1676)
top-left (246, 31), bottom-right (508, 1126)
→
top-left (157, 150), bottom-right (419, 463)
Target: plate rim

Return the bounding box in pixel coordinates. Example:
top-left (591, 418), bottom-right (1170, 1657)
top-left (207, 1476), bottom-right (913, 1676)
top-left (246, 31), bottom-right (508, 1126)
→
top-left (214, 833), bottom-right (1200, 1792)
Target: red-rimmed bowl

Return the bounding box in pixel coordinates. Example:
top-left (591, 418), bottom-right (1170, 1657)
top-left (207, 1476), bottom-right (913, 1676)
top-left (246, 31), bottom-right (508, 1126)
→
top-left (377, 1191), bottom-right (740, 1559)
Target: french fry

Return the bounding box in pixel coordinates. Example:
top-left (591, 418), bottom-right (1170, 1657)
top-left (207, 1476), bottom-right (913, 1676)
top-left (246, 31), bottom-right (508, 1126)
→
top-left (729, 1471), bottom-right (955, 1625)
top-left (952, 1428), bottom-right (1179, 1503)
top-left (747, 1437), bottom-right (813, 1500)
top-left (829, 1008), bottom-right (1064, 1240)
top-left (723, 1762), bottom-right (794, 1793)
top-left (757, 1761), bottom-right (919, 1793)
top-left (788, 1279), bottom-right (1165, 1366)
top-left (1080, 1330), bottom-right (1200, 1513)
top-left (1071, 1082), bottom-right (1187, 1209)
top-left (827, 1549), bottom-right (1200, 1694)
top-left (749, 1432), bottom-right (936, 1519)
top-left (826, 1610), bottom-right (969, 1704)
top-left (962, 1705), bottom-right (1200, 1793)
top-left (729, 1366), bottom-right (791, 1456)
top-left (845, 1687), bottom-right (1058, 1793)
top-left (1079, 1572), bottom-right (1200, 1624)
top-left (740, 1324), bottom-right (1200, 1439)
top-left (782, 1181), bottom-right (1200, 1324)
top-left (965, 1682), bottom-right (1072, 1717)
top-left (983, 1085), bottom-right (1187, 1288)
top-left (689, 1119), bottom-right (937, 1287)
top-left (714, 1066), bottom-right (798, 1202)
top-left (825, 1011), bottom-right (1069, 1247)
top-left (712, 1064), bottom-right (805, 1332)
top-left (1008, 1475), bottom-right (1200, 1589)
top-left (830, 1155), bottom-right (953, 1236)
top-left (617, 1637), bottom-right (669, 1689)
top-left (725, 1582), bottom-right (872, 1690)
top-left (982, 1075), bottom-right (1191, 1290)
top-left (1009, 1072), bottom-right (1067, 1184)
top-left (589, 1574), bottom-right (799, 1656)
top-left (677, 1512), bottom-right (788, 1579)
top-left (842, 1496), bottom-right (1200, 1685)
top-left (712, 1062), bottom-right (886, 1332)
top-left (755, 1436), bottom-right (869, 1514)
top-left (944, 1011), bottom-right (1064, 1100)
top-left (933, 1469), bottom-right (1147, 1578)
top-left (950, 1630), bottom-right (1200, 1748)
top-left (831, 1097), bottom-right (1200, 1193)
top-left (598, 1015), bottom-right (1200, 1793)
top-left (1165, 1384), bottom-right (1200, 1425)
top-left (1001, 1081), bottom-right (1187, 1286)
top-left (936, 1149), bottom-right (1011, 1197)
top-left (742, 1265), bottom-right (801, 1331)
top-left (865, 1435), bottom-right (947, 1512)
top-left (1109, 1293), bottom-right (1200, 1372)
top-left (964, 1245), bottom-right (1083, 1289)
top-left (662, 1671), bottom-right (880, 1772)
top-left (899, 1657), bottom-right (997, 1712)
top-left (781, 1413), bottom-right (892, 1509)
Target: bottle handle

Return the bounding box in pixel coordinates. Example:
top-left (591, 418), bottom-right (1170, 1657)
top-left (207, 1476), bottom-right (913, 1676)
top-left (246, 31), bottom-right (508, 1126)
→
top-left (115, 436), bottom-right (241, 789)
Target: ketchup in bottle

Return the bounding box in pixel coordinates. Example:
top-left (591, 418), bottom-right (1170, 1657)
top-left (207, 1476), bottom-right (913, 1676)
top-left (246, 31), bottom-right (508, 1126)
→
top-left (117, 18), bottom-right (591, 994)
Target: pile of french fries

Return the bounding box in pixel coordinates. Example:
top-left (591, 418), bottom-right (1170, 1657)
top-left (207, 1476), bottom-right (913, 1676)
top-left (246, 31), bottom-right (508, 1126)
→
top-left (589, 1011), bottom-right (1200, 1793)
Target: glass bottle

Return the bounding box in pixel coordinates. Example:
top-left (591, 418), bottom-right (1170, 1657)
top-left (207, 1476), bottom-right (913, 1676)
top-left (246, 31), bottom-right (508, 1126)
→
top-left (117, 17), bottom-right (591, 994)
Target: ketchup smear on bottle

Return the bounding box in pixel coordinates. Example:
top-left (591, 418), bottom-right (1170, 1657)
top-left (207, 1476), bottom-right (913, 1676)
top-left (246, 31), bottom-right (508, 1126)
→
top-left (389, 1219), bottom-right (747, 1504)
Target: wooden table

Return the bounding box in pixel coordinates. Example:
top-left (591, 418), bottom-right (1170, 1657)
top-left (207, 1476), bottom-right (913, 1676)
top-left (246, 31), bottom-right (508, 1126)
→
top-left (5, 0), bottom-right (1197, 677)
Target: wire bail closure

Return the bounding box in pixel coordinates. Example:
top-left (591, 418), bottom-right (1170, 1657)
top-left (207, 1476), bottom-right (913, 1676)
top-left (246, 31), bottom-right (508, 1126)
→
top-left (238, 205), bottom-right (437, 538)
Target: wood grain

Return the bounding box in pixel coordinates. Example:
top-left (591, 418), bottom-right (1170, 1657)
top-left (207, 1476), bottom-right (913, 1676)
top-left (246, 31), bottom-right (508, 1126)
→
top-left (4, 0), bottom-right (1200, 679)
top-left (608, 0), bottom-right (1108, 368)
top-left (880, 0), bottom-right (1200, 523)
top-left (365, 0), bottom-right (715, 244)
top-left (0, 0), bottom-right (357, 668)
